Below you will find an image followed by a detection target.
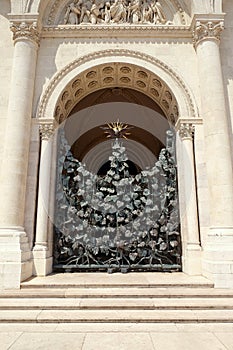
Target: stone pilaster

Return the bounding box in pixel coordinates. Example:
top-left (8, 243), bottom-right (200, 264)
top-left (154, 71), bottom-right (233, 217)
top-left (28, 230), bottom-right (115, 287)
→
top-left (178, 123), bottom-right (201, 275)
top-left (193, 15), bottom-right (233, 287)
top-left (0, 20), bottom-right (40, 289)
top-left (33, 120), bottom-right (55, 276)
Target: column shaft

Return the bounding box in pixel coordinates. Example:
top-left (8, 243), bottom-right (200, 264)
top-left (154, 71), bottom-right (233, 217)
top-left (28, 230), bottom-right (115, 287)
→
top-left (195, 21), bottom-right (233, 229)
top-left (34, 123), bottom-right (54, 250)
top-left (33, 121), bottom-right (54, 276)
top-left (0, 21), bottom-right (39, 288)
top-left (179, 124), bottom-right (201, 275)
top-left (194, 18), bottom-right (233, 287)
top-left (180, 126), bottom-right (200, 247)
top-left (0, 35), bottom-right (38, 227)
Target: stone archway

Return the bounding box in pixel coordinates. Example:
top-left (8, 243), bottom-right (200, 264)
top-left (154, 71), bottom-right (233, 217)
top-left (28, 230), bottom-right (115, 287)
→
top-left (34, 50), bottom-right (201, 276)
top-left (37, 49), bottom-right (199, 123)
top-left (53, 62), bottom-right (179, 126)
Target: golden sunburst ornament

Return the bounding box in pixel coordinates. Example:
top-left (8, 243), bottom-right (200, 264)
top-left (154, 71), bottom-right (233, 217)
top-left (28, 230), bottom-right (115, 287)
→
top-left (101, 119), bottom-right (133, 139)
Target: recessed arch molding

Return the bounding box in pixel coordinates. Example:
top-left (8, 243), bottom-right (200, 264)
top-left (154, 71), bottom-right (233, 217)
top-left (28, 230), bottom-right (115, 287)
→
top-left (37, 49), bottom-right (200, 125)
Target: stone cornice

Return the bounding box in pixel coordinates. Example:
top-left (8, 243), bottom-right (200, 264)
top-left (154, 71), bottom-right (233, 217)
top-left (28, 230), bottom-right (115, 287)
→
top-left (191, 14), bottom-right (225, 48)
top-left (10, 21), bottom-right (40, 45)
top-left (41, 24), bottom-right (191, 39)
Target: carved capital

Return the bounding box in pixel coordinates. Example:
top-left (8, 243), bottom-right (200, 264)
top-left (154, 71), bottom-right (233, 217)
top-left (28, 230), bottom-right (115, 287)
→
top-left (39, 122), bottom-right (54, 141)
top-left (193, 20), bottom-right (224, 48)
top-left (179, 123), bottom-right (194, 140)
top-left (10, 21), bottom-right (40, 45)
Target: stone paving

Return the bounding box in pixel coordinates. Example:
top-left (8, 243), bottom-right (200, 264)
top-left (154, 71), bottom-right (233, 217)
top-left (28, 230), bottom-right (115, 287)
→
top-left (1, 323), bottom-right (233, 350)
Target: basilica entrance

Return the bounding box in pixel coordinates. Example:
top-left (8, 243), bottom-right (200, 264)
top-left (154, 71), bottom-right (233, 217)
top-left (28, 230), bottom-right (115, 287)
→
top-left (52, 86), bottom-right (182, 273)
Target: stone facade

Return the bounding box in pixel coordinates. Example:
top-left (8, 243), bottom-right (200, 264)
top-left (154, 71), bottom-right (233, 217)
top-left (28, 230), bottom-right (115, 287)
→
top-left (0, 0), bottom-right (232, 289)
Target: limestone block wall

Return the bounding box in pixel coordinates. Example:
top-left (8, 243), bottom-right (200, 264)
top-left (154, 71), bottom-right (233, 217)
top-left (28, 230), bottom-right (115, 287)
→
top-left (0, 1), bottom-right (14, 174)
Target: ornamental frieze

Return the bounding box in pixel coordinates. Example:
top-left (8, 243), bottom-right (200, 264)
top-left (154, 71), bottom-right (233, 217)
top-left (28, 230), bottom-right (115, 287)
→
top-left (46, 0), bottom-right (188, 26)
top-left (63, 0), bottom-right (172, 25)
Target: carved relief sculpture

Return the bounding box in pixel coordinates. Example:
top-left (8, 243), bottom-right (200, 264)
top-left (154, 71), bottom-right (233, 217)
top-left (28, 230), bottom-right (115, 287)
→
top-left (63, 0), bottom-right (171, 25)
top-left (64, 2), bottom-right (81, 24)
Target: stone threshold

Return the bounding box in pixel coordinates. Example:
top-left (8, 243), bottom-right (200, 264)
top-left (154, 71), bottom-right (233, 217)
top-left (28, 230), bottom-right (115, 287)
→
top-left (21, 272), bottom-right (213, 289)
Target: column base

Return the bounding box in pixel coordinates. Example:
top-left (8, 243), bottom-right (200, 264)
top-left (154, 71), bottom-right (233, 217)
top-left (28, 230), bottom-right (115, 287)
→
top-left (182, 243), bottom-right (202, 275)
top-left (202, 227), bottom-right (233, 288)
top-left (0, 227), bottom-right (33, 289)
top-left (33, 249), bottom-right (53, 276)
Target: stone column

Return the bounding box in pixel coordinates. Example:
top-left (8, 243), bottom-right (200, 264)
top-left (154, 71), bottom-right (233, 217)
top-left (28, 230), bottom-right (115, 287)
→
top-left (193, 17), bottom-right (233, 287)
top-left (0, 21), bottom-right (40, 289)
top-left (178, 123), bottom-right (201, 275)
top-left (33, 121), bottom-right (54, 276)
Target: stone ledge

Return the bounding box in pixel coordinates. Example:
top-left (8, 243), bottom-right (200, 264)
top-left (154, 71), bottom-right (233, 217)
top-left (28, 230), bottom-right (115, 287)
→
top-left (41, 24), bottom-right (191, 39)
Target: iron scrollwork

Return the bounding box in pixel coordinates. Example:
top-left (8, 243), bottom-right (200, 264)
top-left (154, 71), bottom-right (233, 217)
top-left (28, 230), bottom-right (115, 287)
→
top-left (53, 126), bottom-right (181, 272)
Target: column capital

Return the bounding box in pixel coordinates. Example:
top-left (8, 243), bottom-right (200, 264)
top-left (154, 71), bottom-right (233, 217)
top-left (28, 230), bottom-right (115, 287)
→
top-left (192, 19), bottom-right (224, 48)
top-left (178, 123), bottom-right (194, 140)
top-left (10, 21), bottom-right (40, 45)
top-left (39, 121), bottom-right (55, 141)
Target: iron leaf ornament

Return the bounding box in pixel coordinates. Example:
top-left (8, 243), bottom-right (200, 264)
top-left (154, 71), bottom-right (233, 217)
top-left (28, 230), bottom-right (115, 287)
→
top-left (53, 123), bottom-right (181, 272)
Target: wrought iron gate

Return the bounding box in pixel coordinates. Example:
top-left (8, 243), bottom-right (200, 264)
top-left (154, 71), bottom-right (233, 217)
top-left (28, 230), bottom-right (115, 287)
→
top-left (53, 124), bottom-right (181, 272)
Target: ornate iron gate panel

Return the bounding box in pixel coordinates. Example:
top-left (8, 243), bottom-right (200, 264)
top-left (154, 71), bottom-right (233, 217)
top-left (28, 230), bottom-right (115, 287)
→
top-left (53, 124), bottom-right (181, 272)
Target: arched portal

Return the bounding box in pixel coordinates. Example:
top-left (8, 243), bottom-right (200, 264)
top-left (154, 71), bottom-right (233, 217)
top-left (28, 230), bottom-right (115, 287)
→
top-left (34, 50), bottom-right (201, 276)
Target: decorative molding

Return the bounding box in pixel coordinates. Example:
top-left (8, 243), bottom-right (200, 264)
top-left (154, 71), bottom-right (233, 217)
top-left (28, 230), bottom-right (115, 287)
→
top-left (10, 21), bottom-right (40, 45)
top-left (42, 24), bottom-right (191, 39)
top-left (193, 20), bottom-right (224, 48)
top-left (178, 123), bottom-right (194, 140)
top-left (39, 121), bottom-right (54, 140)
top-left (53, 62), bottom-right (179, 125)
top-left (37, 49), bottom-right (199, 123)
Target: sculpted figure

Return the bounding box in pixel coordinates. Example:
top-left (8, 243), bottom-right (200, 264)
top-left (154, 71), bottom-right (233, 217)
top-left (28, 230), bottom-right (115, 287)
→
top-left (142, 0), bottom-right (153, 24)
top-left (79, 0), bottom-right (93, 23)
top-left (130, 0), bottom-right (141, 24)
top-left (110, 0), bottom-right (127, 23)
top-left (90, 1), bottom-right (104, 23)
top-left (104, 2), bottom-right (111, 23)
top-left (64, 2), bottom-right (81, 24)
top-left (151, 0), bottom-right (166, 24)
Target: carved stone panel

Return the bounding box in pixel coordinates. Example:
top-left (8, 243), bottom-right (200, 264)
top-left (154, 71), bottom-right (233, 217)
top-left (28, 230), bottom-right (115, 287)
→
top-left (44, 0), bottom-right (189, 26)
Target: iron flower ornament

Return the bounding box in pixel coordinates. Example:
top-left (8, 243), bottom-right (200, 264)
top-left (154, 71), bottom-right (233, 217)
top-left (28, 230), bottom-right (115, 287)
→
top-left (101, 119), bottom-right (133, 139)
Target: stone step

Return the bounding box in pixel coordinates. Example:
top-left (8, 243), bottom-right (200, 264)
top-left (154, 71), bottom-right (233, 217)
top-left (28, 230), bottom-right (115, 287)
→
top-left (20, 272), bottom-right (214, 289)
top-left (0, 297), bottom-right (233, 310)
top-left (0, 309), bottom-right (233, 323)
top-left (1, 287), bottom-right (233, 299)
top-left (1, 272), bottom-right (233, 324)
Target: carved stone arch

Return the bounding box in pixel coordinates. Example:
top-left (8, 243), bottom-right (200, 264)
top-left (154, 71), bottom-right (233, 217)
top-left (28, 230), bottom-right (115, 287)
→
top-left (37, 49), bottom-right (199, 127)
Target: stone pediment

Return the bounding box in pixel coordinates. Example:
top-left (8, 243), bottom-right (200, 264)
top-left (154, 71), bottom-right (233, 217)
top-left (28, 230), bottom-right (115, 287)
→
top-left (44, 0), bottom-right (190, 26)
